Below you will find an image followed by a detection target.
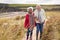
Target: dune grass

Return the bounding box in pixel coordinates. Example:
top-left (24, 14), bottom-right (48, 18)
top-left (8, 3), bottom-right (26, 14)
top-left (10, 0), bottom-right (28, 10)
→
top-left (0, 11), bottom-right (60, 40)
top-left (0, 16), bottom-right (25, 40)
top-left (42, 11), bottom-right (60, 40)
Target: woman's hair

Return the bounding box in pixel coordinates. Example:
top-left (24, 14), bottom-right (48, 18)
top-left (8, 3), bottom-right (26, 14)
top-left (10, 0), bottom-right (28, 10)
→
top-left (27, 7), bottom-right (33, 12)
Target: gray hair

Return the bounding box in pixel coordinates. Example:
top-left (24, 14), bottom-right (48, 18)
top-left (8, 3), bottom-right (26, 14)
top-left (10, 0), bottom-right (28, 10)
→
top-left (36, 4), bottom-right (41, 8)
top-left (27, 7), bottom-right (33, 12)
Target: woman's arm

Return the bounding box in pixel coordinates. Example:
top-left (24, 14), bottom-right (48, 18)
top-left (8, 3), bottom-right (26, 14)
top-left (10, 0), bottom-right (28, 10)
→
top-left (24, 14), bottom-right (29, 28)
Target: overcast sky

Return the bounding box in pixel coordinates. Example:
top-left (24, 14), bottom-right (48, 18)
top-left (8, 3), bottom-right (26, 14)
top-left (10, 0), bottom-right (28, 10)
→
top-left (0, 0), bottom-right (60, 5)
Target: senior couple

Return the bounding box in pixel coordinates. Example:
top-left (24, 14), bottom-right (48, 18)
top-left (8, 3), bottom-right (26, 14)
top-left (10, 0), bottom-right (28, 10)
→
top-left (24, 5), bottom-right (46, 40)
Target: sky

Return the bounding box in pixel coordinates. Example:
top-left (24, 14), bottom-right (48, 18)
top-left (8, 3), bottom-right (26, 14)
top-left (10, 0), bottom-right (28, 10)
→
top-left (0, 0), bottom-right (60, 5)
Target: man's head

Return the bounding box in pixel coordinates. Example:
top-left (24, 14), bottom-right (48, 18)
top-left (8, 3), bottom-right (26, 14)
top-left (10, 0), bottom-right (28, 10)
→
top-left (27, 7), bottom-right (33, 14)
top-left (36, 4), bottom-right (41, 11)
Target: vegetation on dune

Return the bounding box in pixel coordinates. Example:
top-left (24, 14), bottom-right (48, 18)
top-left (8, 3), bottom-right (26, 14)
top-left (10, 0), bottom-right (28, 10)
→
top-left (0, 11), bottom-right (60, 40)
top-left (42, 11), bottom-right (60, 40)
top-left (8, 4), bottom-right (36, 7)
top-left (0, 16), bottom-right (25, 40)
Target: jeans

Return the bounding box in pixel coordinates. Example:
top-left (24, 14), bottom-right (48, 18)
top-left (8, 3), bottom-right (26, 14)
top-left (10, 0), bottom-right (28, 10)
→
top-left (36, 23), bottom-right (44, 40)
top-left (26, 28), bottom-right (33, 40)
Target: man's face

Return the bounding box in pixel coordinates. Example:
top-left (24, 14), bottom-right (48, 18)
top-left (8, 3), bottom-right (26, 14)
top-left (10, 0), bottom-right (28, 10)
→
top-left (36, 5), bottom-right (41, 11)
top-left (29, 8), bottom-right (33, 13)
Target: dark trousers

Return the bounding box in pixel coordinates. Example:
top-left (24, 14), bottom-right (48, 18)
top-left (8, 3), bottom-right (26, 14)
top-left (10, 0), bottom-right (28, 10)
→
top-left (26, 28), bottom-right (33, 40)
top-left (36, 23), bottom-right (44, 40)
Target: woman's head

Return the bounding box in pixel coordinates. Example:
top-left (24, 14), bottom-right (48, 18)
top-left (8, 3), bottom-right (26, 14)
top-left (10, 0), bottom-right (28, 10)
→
top-left (27, 7), bottom-right (33, 14)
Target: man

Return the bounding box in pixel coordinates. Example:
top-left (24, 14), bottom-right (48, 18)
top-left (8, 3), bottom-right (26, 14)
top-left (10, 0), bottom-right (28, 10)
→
top-left (24, 7), bottom-right (35, 40)
top-left (34, 5), bottom-right (46, 40)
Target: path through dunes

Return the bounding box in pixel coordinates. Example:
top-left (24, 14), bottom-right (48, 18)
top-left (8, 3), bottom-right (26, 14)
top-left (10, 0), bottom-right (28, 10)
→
top-left (22, 27), bottom-right (36, 40)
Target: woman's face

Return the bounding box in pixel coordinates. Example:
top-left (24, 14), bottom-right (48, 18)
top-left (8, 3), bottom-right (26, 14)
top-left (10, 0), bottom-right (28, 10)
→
top-left (29, 8), bottom-right (33, 13)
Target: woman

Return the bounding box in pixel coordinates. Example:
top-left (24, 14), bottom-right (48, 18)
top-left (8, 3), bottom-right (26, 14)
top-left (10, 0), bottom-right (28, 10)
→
top-left (24, 7), bottom-right (35, 40)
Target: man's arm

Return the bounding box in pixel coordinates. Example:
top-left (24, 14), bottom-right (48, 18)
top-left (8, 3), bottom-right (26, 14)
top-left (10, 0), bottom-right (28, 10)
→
top-left (43, 11), bottom-right (49, 25)
top-left (42, 9), bottom-right (47, 24)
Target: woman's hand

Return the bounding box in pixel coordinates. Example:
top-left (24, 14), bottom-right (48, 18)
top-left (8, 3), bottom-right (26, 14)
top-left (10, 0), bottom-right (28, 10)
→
top-left (29, 25), bottom-right (34, 30)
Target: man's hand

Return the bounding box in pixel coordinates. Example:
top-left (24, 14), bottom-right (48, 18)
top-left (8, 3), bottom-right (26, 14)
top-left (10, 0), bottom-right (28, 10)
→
top-left (43, 18), bottom-right (48, 26)
top-left (34, 17), bottom-right (41, 23)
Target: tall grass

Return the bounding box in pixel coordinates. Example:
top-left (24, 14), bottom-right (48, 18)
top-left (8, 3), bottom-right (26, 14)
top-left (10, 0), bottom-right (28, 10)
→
top-left (0, 11), bottom-right (60, 40)
top-left (0, 16), bottom-right (25, 40)
top-left (42, 11), bottom-right (60, 40)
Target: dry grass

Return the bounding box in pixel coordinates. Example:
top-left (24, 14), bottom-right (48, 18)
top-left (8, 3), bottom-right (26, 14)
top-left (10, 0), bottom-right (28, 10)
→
top-left (0, 11), bottom-right (60, 40)
top-left (0, 16), bottom-right (25, 40)
top-left (42, 11), bottom-right (60, 40)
